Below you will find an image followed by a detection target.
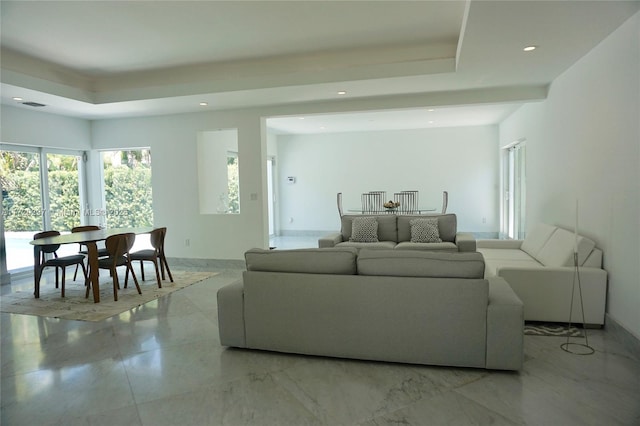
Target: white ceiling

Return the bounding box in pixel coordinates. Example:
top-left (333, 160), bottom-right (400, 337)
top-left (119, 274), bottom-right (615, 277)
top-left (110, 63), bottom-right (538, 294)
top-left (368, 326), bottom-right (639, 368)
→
top-left (1, 1), bottom-right (638, 134)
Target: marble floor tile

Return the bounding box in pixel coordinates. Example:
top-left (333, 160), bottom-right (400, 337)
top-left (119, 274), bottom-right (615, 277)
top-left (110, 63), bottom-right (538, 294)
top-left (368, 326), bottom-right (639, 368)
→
top-left (359, 390), bottom-right (519, 426)
top-left (2, 250), bottom-right (640, 426)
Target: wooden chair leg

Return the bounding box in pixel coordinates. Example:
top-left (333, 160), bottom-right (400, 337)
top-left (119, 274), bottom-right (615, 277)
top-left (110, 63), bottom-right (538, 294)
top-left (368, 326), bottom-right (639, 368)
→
top-left (152, 260), bottom-right (162, 288)
top-left (61, 267), bottom-right (66, 298)
top-left (161, 256), bottom-right (173, 282)
top-left (127, 262), bottom-right (142, 294)
top-left (112, 268), bottom-right (119, 301)
top-left (139, 260), bottom-right (146, 281)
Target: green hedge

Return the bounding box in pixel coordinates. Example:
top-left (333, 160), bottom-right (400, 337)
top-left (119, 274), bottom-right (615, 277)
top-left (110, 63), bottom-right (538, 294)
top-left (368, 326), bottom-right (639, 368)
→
top-left (104, 167), bottom-right (153, 228)
top-left (2, 167), bottom-right (153, 231)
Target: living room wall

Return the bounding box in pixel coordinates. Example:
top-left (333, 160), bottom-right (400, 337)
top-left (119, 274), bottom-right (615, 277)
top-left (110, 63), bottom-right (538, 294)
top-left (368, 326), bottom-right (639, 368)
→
top-left (499, 12), bottom-right (639, 339)
top-left (274, 125), bottom-right (500, 235)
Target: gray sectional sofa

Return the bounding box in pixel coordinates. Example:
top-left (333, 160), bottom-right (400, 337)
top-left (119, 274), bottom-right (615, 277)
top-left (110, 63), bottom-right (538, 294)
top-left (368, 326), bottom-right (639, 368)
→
top-left (318, 213), bottom-right (476, 252)
top-left (217, 247), bottom-right (524, 371)
top-left (477, 223), bottom-right (607, 326)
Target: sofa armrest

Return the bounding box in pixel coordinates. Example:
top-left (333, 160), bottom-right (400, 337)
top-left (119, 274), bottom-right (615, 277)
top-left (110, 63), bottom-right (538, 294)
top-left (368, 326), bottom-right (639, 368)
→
top-left (477, 239), bottom-right (524, 249)
top-left (455, 232), bottom-right (476, 252)
top-left (496, 266), bottom-right (607, 325)
top-left (486, 277), bottom-right (523, 370)
top-left (217, 279), bottom-right (246, 347)
top-left (318, 232), bottom-right (344, 248)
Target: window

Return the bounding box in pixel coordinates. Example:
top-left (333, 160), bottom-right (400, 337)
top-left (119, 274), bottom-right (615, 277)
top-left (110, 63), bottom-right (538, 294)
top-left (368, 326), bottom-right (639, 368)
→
top-left (196, 129), bottom-right (240, 214)
top-left (227, 152), bottom-right (240, 214)
top-left (100, 149), bottom-right (153, 228)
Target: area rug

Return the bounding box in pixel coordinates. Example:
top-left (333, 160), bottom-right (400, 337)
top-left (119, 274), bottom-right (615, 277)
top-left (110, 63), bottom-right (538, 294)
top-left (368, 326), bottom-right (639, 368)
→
top-left (524, 322), bottom-right (584, 337)
top-left (0, 270), bottom-right (218, 322)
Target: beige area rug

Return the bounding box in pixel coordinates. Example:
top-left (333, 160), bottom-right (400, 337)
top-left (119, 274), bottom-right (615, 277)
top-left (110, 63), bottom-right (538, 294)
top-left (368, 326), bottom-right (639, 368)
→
top-left (0, 271), bottom-right (218, 322)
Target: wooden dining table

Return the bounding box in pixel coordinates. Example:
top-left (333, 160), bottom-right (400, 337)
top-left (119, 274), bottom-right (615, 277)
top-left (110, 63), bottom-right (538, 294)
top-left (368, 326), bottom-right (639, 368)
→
top-left (30, 227), bottom-right (154, 303)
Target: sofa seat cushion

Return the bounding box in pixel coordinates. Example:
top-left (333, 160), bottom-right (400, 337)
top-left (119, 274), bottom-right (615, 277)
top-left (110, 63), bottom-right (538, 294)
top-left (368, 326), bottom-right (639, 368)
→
top-left (245, 248), bottom-right (358, 275)
top-left (484, 259), bottom-right (543, 278)
top-left (535, 227), bottom-right (596, 267)
top-left (394, 242), bottom-right (458, 252)
top-left (336, 241), bottom-right (397, 250)
top-left (477, 248), bottom-right (533, 262)
top-left (358, 249), bottom-right (485, 278)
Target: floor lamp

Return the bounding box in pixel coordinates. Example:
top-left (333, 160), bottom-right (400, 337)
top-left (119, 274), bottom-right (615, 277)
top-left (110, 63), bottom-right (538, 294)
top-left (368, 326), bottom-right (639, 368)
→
top-left (560, 200), bottom-right (595, 355)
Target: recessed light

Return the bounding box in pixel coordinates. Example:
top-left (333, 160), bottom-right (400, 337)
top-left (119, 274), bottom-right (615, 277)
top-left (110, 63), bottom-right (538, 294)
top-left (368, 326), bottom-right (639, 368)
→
top-left (298, 117), bottom-right (305, 120)
top-left (337, 91), bottom-right (347, 95)
top-left (199, 102), bottom-right (208, 106)
top-left (428, 121), bottom-right (435, 124)
top-left (427, 109), bottom-right (435, 112)
top-left (12, 97), bottom-right (23, 101)
top-left (523, 45), bottom-right (537, 52)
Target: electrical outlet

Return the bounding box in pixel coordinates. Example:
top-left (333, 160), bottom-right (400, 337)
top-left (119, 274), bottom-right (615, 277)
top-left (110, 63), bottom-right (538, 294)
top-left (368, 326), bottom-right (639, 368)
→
top-left (185, 238), bottom-right (190, 247)
top-left (482, 217), bottom-right (486, 224)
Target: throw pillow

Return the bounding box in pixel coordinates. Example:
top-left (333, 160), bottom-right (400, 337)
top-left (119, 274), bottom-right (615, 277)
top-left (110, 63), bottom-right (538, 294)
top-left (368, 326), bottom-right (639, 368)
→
top-left (349, 217), bottom-right (379, 242)
top-left (410, 218), bottom-right (442, 243)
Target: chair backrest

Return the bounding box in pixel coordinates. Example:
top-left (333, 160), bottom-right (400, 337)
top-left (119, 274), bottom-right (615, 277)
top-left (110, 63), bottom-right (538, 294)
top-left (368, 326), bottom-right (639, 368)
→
top-left (394, 192), bottom-right (417, 214)
top-left (149, 227), bottom-right (166, 252)
top-left (442, 191), bottom-right (449, 214)
top-left (33, 230), bottom-right (61, 254)
top-left (72, 225), bottom-right (100, 233)
top-left (361, 192), bottom-right (383, 214)
top-left (105, 233), bottom-right (136, 259)
top-left (336, 192), bottom-right (344, 217)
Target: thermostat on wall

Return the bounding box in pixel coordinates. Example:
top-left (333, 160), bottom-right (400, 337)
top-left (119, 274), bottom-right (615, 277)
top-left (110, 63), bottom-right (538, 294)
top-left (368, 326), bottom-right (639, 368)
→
top-left (287, 176), bottom-right (296, 184)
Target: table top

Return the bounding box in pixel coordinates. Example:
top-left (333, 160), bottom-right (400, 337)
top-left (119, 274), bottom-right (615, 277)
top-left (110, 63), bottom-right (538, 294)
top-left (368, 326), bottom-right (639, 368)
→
top-left (30, 227), bottom-right (155, 246)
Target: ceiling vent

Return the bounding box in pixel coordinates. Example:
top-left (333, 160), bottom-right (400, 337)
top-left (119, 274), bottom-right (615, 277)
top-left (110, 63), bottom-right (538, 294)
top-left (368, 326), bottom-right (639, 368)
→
top-left (22, 101), bottom-right (46, 107)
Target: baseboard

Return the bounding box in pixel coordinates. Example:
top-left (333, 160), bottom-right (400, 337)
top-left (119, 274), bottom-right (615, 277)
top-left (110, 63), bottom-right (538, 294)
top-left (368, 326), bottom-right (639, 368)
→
top-left (605, 314), bottom-right (640, 360)
top-left (168, 257), bottom-right (245, 270)
top-left (277, 230), bottom-right (332, 237)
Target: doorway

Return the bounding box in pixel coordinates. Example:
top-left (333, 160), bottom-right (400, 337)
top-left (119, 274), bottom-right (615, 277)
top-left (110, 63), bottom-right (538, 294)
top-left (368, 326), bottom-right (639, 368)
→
top-left (502, 140), bottom-right (526, 239)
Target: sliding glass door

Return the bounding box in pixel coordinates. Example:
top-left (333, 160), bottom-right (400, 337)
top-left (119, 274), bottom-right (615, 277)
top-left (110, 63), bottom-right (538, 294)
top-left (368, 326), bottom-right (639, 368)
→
top-left (1, 148), bottom-right (43, 271)
top-left (1, 146), bottom-right (84, 273)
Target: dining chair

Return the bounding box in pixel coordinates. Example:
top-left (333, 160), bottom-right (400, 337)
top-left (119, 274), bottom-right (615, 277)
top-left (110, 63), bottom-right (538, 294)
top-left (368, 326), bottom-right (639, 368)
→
top-left (442, 190), bottom-right (449, 214)
top-left (401, 190), bottom-right (419, 213)
top-left (362, 192), bottom-right (384, 214)
top-left (395, 192), bottom-right (418, 214)
top-left (337, 192), bottom-right (344, 217)
top-left (90, 233), bottom-right (141, 301)
top-left (129, 227), bottom-right (174, 287)
top-left (33, 230), bottom-right (88, 297)
top-left (71, 225), bottom-right (110, 281)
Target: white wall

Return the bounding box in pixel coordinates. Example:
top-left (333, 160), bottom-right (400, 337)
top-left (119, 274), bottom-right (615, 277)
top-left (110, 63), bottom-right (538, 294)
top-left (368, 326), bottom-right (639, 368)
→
top-left (90, 110), bottom-right (268, 260)
top-left (499, 13), bottom-right (640, 338)
top-left (276, 126), bottom-right (500, 233)
top-left (1, 105), bottom-right (91, 150)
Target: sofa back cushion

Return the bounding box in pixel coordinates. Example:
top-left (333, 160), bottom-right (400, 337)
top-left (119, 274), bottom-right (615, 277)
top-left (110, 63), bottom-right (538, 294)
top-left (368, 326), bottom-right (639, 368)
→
top-left (357, 249), bottom-right (485, 278)
top-left (397, 214), bottom-right (457, 243)
top-left (341, 215), bottom-right (397, 242)
top-left (521, 223), bottom-right (557, 258)
top-left (245, 248), bottom-right (358, 275)
top-left (535, 228), bottom-right (596, 267)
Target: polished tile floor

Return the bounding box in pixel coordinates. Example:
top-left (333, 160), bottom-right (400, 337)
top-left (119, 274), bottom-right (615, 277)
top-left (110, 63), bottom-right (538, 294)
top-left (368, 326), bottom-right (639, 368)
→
top-left (2, 243), bottom-right (640, 425)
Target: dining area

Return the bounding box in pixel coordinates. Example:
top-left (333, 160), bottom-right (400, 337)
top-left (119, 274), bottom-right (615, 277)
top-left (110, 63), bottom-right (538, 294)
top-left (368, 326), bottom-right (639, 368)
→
top-left (30, 226), bottom-right (173, 303)
top-left (338, 190), bottom-right (449, 216)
